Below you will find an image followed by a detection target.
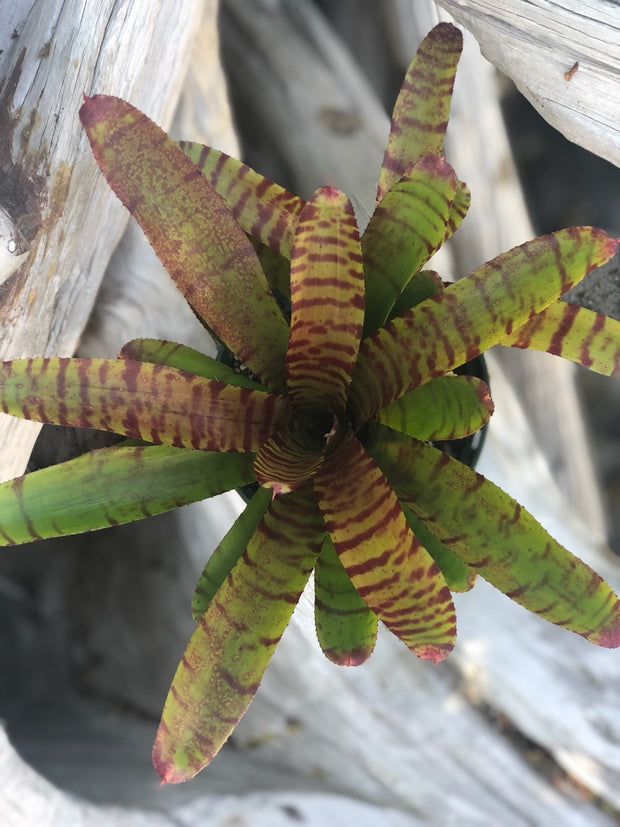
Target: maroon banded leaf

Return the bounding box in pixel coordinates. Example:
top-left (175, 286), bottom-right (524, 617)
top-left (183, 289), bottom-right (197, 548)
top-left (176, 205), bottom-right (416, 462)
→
top-left (501, 300), bottom-right (620, 375)
top-left (0, 444), bottom-right (254, 545)
top-left (192, 486), bottom-right (273, 620)
top-left (314, 536), bottom-right (378, 665)
top-left (363, 154), bottom-right (458, 334)
top-left (179, 140), bottom-right (304, 257)
top-left (0, 358), bottom-right (289, 452)
top-left (253, 413), bottom-right (333, 495)
top-left (153, 483), bottom-right (324, 783)
top-left (367, 423), bottom-right (620, 647)
top-left (80, 96), bottom-right (289, 391)
top-left (314, 431), bottom-right (456, 662)
top-left (349, 228), bottom-right (618, 424)
top-left (287, 186), bottom-right (364, 412)
top-left (443, 179), bottom-right (471, 244)
top-left (376, 373), bottom-right (493, 441)
top-left (377, 23), bottom-right (463, 202)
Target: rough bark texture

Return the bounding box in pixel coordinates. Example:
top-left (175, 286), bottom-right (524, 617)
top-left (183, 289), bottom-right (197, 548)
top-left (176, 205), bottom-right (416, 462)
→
top-left (1, 1), bottom-right (619, 825)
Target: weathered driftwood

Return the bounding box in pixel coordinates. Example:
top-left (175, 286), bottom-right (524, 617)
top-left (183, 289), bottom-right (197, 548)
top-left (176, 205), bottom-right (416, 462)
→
top-left (0, 0), bottom-right (204, 482)
top-left (435, 0), bottom-right (620, 167)
top-left (2, 1), bottom-right (620, 825)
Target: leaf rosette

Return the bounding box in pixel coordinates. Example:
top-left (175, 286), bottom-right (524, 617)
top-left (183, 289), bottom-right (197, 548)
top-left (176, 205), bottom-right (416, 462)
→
top-left (0, 24), bottom-right (619, 783)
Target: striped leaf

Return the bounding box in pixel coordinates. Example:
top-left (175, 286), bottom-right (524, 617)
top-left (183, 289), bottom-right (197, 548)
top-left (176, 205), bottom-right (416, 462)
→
top-left (0, 444), bottom-right (254, 545)
top-left (314, 536), bottom-right (378, 665)
top-left (313, 431), bottom-right (456, 663)
top-left (80, 96), bottom-right (289, 391)
top-left (179, 140), bottom-right (304, 258)
top-left (253, 413), bottom-right (333, 495)
top-left (350, 228), bottom-right (618, 425)
top-left (120, 339), bottom-right (266, 389)
top-left (153, 483), bottom-right (324, 783)
top-left (0, 358), bottom-right (288, 452)
top-left (376, 374), bottom-right (494, 441)
top-left (501, 300), bottom-right (620, 375)
top-left (367, 423), bottom-right (620, 647)
top-left (192, 486), bottom-right (272, 620)
top-left (443, 179), bottom-right (471, 245)
top-left (403, 506), bottom-right (475, 593)
top-left (387, 270), bottom-right (444, 321)
top-left (363, 154), bottom-right (458, 334)
top-left (377, 23), bottom-right (463, 202)
top-left (287, 187), bottom-right (364, 412)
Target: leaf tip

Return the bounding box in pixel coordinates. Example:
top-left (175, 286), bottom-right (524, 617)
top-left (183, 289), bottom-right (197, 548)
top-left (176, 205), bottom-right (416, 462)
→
top-left (412, 642), bottom-right (453, 664)
top-left (594, 602), bottom-right (620, 648)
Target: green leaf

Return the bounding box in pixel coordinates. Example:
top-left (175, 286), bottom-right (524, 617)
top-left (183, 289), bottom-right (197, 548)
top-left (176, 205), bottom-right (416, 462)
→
top-left (0, 357), bottom-right (288, 452)
top-left (153, 483), bottom-right (324, 783)
top-left (350, 228), bottom-right (618, 425)
top-left (192, 487), bottom-right (272, 620)
top-left (500, 300), bottom-right (620, 375)
top-left (376, 374), bottom-right (493, 441)
top-left (403, 505), bottom-right (474, 592)
top-left (313, 430), bottom-right (456, 662)
top-left (119, 339), bottom-right (265, 390)
top-left (314, 536), bottom-right (378, 665)
top-left (287, 187), bottom-right (364, 412)
top-left (387, 270), bottom-right (444, 321)
top-left (366, 422), bottom-right (620, 647)
top-left (377, 23), bottom-right (463, 202)
top-left (80, 96), bottom-right (289, 391)
top-left (363, 154), bottom-right (457, 334)
top-left (0, 444), bottom-right (255, 545)
top-left (179, 140), bottom-right (304, 258)
top-left (443, 179), bottom-right (471, 245)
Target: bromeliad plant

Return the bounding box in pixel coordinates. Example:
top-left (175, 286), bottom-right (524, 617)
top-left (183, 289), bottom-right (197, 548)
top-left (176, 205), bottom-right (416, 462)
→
top-left (1, 23), bottom-right (619, 782)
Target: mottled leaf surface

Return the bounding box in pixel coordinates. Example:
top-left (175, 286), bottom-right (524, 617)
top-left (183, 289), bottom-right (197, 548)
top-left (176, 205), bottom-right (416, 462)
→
top-left (377, 23), bottom-right (463, 202)
top-left (501, 300), bottom-right (620, 375)
top-left (314, 431), bottom-right (456, 662)
top-left (350, 228), bottom-right (618, 424)
top-left (80, 96), bottom-right (288, 390)
top-left (363, 154), bottom-right (457, 334)
top-left (153, 484), bottom-right (324, 783)
top-left (367, 423), bottom-right (620, 647)
top-left (287, 187), bottom-right (364, 412)
top-left (314, 536), bottom-right (378, 665)
top-left (0, 445), bottom-right (254, 545)
top-left (376, 374), bottom-right (493, 441)
top-left (192, 487), bottom-right (272, 620)
top-left (0, 358), bottom-right (288, 452)
top-left (179, 140), bottom-right (304, 258)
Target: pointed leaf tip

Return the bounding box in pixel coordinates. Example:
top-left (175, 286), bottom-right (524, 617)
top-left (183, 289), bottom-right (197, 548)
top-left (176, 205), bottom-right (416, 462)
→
top-left (596, 603), bottom-right (620, 648)
top-left (413, 643), bottom-right (451, 664)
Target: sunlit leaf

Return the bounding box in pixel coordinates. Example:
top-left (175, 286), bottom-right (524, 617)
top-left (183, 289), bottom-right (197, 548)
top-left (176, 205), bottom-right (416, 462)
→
top-left (153, 484), bottom-right (324, 783)
top-left (179, 140), bottom-right (304, 257)
top-left (501, 300), bottom-right (620, 375)
top-left (367, 423), bottom-right (620, 647)
top-left (350, 228), bottom-right (618, 424)
top-left (192, 486), bottom-right (272, 620)
top-left (0, 444), bottom-right (254, 545)
top-left (314, 536), bottom-right (378, 665)
top-left (376, 374), bottom-right (493, 441)
top-left (377, 23), bottom-right (463, 202)
top-left (287, 187), bottom-right (364, 411)
top-left (363, 154), bottom-right (457, 334)
top-left (314, 431), bottom-right (456, 662)
top-left (0, 358), bottom-right (288, 452)
top-left (80, 96), bottom-right (289, 390)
